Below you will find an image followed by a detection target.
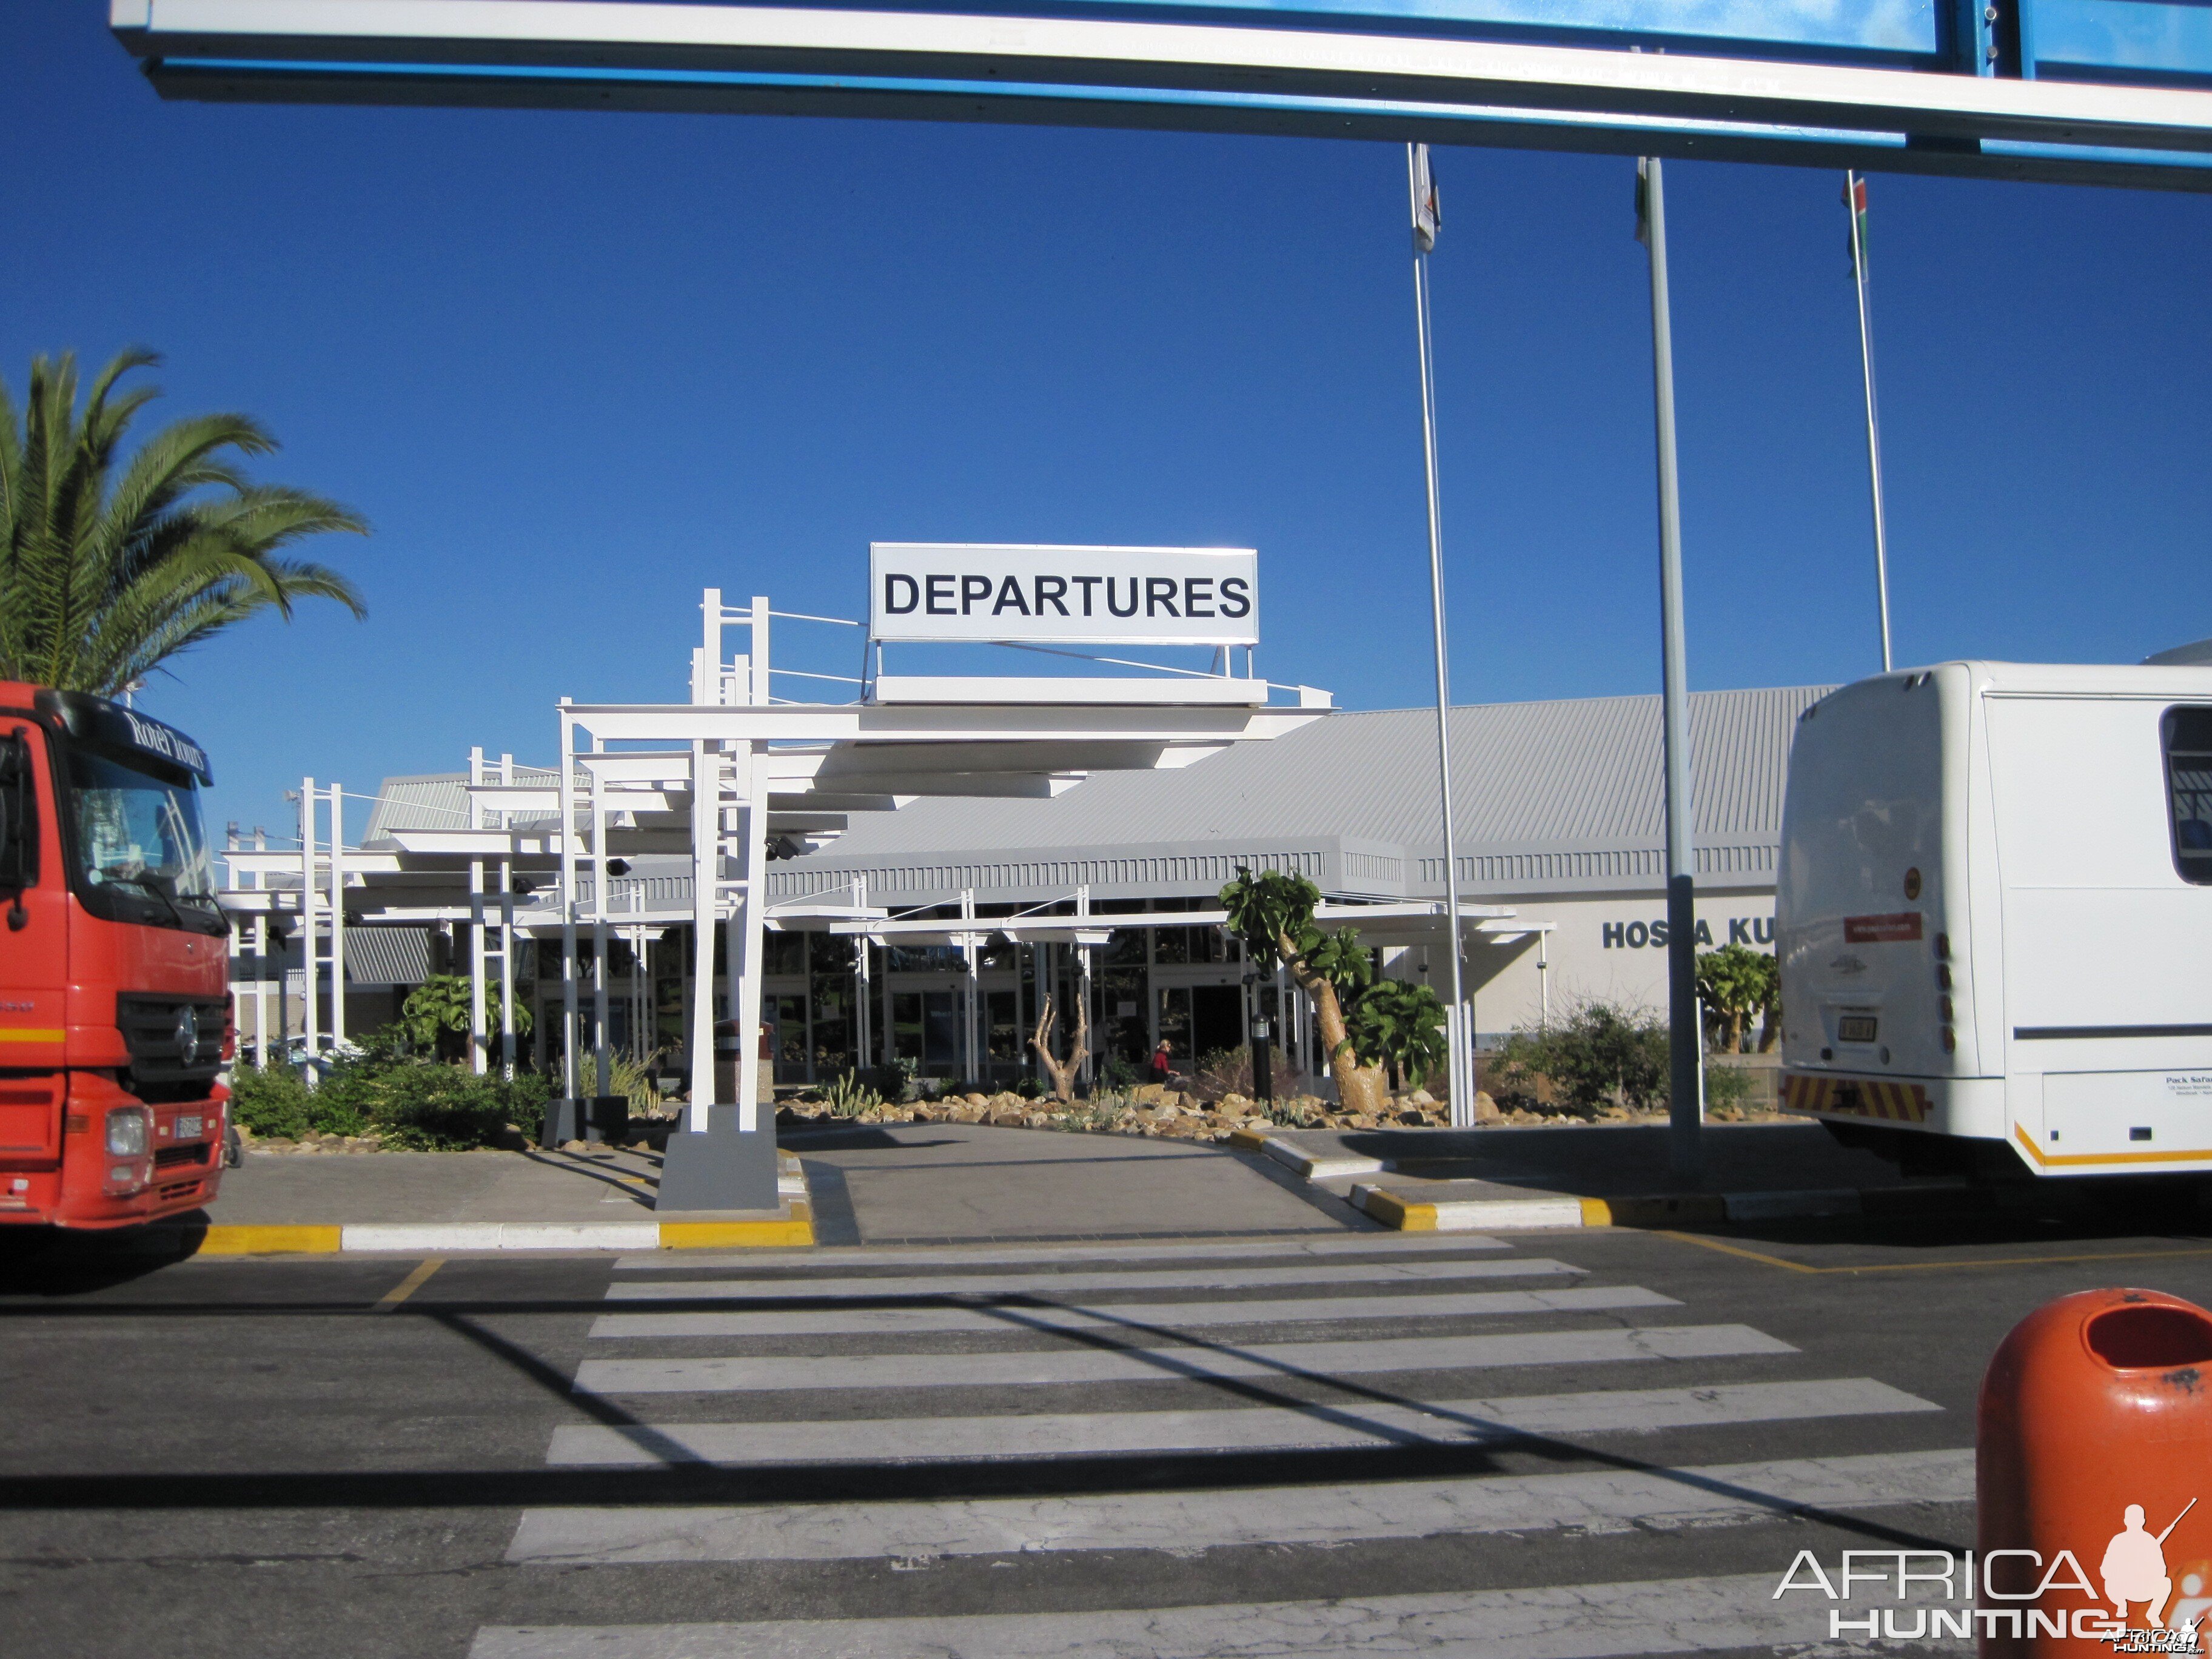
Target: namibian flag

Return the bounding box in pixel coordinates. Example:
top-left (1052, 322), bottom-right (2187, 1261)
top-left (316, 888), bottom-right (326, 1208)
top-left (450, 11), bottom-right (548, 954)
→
top-left (1843, 172), bottom-right (1870, 276)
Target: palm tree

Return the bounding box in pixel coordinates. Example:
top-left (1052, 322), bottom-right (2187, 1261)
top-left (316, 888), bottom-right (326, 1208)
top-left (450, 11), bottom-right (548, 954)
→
top-left (0, 348), bottom-right (366, 696)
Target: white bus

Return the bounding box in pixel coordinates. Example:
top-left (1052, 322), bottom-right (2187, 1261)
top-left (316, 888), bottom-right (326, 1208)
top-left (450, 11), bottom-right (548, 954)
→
top-left (1777, 662), bottom-right (2212, 1181)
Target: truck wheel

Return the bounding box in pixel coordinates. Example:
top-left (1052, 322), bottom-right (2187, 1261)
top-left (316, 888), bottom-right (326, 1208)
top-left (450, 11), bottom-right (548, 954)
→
top-left (224, 1125), bottom-right (244, 1169)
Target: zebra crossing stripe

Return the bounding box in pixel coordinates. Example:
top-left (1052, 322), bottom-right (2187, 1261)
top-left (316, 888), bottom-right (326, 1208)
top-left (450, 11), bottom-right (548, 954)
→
top-left (612, 1234), bottom-right (1510, 1270)
top-left (543, 1375), bottom-right (1932, 1466)
top-left (601, 1258), bottom-right (1584, 1303)
top-left (572, 1322), bottom-right (1791, 1395)
top-left (588, 1283), bottom-right (1677, 1339)
top-left (467, 1567), bottom-right (1971, 1657)
top-left (505, 1445), bottom-right (1972, 1563)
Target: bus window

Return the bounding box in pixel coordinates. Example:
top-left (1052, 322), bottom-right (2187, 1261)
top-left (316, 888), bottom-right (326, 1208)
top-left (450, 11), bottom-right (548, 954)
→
top-left (2161, 706), bottom-right (2212, 883)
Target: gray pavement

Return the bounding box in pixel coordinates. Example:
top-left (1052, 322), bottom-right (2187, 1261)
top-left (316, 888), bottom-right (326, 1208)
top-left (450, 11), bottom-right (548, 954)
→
top-left (207, 1146), bottom-right (670, 1223)
top-left (1273, 1119), bottom-right (1932, 1201)
top-left (787, 1121), bottom-right (1367, 1243)
top-left (199, 1127), bottom-right (1366, 1238)
top-left (11, 1206), bottom-right (2212, 1655)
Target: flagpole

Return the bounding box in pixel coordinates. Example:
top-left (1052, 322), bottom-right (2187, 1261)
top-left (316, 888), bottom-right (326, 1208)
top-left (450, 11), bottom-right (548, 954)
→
top-left (1638, 155), bottom-right (1703, 1184)
top-left (1406, 142), bottom-right (1473, 1125)
top-left (1846, 170), bottom-right (1894, 674)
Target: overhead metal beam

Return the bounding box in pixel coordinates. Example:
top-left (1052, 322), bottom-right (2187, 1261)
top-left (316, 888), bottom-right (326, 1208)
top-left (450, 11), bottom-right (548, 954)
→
top-left (109, 0), bottom-right (2212, 190)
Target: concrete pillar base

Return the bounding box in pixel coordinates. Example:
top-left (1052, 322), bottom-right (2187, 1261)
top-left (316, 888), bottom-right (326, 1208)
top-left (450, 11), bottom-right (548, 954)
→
top-left (655, 1105), bottom-right (780, 1212)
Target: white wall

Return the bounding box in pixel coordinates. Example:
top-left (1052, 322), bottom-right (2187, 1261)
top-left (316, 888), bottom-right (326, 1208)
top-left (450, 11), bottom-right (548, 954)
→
top-left (1388, 886), bottom-right (1777, 1043)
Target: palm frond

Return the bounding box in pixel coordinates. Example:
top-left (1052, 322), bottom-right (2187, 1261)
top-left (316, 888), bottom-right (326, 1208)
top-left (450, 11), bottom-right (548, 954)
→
top-left (0, 348), bottom-right (367, 692)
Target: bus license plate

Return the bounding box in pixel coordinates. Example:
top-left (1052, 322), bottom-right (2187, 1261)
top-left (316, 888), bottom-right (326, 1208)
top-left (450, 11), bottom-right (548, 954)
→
top-left (1837, 1016), bottom-right (1878, 1045)
top-left (175, 1114), bottom-right (203, 1140)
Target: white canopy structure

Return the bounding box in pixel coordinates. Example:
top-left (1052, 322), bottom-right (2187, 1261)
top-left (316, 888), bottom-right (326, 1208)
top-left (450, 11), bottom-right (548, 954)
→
top-left (226, 585), bottom-right (1329, 1207)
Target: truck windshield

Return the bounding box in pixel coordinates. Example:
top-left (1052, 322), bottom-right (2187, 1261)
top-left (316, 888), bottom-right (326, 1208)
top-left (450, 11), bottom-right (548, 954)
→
top-left (64, 740), bottom-right (217, 912)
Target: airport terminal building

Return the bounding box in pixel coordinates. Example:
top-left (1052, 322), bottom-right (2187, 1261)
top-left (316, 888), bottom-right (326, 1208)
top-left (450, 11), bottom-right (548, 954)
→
top-left (275, 682), bottom-right (1822, 1093)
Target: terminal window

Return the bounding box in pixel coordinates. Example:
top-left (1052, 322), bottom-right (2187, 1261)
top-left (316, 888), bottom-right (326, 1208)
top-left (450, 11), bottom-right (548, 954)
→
top-left (2162, 706), bottom-right (2212, 884)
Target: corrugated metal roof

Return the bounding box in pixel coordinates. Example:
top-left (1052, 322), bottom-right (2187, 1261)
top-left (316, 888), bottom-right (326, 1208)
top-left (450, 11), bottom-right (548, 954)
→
top-left (361, 768), bottom-right (557, 840)
top-left (791, 686), bottom-right (1826, 867)
top-left (344, 926), bottom-right (431, 986)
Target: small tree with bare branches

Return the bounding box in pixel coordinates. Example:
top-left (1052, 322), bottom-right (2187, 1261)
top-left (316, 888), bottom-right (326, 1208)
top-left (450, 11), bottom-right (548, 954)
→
top-left (1028, 991), bottom-right (1090, 1102)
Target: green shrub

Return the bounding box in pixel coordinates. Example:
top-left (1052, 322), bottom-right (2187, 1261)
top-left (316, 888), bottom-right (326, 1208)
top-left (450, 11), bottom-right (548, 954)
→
top-left (819, 1071), bottom-right (882, 1117)
top-left (1492, 1001), bottom-right (1670, 1116)
top-left (227, 1064), bottom-right (318, 1139)
top-left (868, 1057), bottom-right (916, 1102)
top-left (355, 1063), bottom-right (514, 1150)
top-left (233, 1054), bottom-right (548, 1148)
top-left (1703, 1062), bottom-right (1757, 1112)
top-left (1013, 1074), bottom-right (1046, 1100)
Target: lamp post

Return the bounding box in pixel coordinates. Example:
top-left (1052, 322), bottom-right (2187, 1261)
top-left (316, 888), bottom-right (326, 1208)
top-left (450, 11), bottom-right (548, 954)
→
top-left (1636, 155), bottom-right (1703, 1183)
top-left (1406, 141), bottom-right (1475, 1125)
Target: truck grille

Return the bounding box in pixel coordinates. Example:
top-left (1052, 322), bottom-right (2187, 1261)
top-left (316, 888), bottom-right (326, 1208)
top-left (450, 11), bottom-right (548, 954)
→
top-left (115, 995), bottom-right (228, 1085)
top-left (153, 1141), bottom-right (210, 1171)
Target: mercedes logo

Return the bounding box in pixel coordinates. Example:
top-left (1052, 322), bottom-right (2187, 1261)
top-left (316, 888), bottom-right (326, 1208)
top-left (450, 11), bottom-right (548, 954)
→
top-left (173, 1005), bottom-right (201, 1067)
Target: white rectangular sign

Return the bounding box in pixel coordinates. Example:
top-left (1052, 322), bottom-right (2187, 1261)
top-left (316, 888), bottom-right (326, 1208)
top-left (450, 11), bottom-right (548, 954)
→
top-left (870, 543), bottom-right (1258, 647)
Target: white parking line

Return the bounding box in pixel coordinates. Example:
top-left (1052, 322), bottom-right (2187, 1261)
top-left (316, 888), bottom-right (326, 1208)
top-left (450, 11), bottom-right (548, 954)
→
top-left (506, 1446), bottom-right (1973, 1563)
top-left (572, 1322), bottom-right (1792, 1395)
top-left (612, 1233), bottom-right (1510, 1270)
top-left (469, 1567), bottom-right (1972, 1657)
top-left (602, 1258), bottom-right (1584, 1302)
top-left (587, 1284), bottom-right (1676, 1339)
top-left (544, 1376), bottom-right (1931, 1466)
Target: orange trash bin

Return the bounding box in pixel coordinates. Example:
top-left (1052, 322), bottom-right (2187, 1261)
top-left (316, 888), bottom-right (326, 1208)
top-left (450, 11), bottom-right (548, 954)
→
top-left (1979, 1287), bottom-right (2212, 1657)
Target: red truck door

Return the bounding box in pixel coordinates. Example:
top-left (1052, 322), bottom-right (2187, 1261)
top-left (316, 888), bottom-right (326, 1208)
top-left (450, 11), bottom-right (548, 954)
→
top-left (0, 715), bottom-right (67, 1165)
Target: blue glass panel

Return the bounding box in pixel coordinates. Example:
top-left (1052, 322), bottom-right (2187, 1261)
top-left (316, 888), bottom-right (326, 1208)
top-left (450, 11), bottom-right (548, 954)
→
top-left (2026, 0), bottom-right (2212, 80)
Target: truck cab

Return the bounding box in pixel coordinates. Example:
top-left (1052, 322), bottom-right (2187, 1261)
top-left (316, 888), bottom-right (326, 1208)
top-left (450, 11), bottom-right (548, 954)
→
top-left (1778, 661), bottom-right (2212, 1179)
top-left (0, 682), bottom-right (230, 1228)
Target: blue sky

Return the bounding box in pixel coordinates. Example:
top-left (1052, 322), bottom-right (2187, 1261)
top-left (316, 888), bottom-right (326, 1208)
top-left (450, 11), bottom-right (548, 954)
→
top-left (10, 4), bottom-right (2212, 842)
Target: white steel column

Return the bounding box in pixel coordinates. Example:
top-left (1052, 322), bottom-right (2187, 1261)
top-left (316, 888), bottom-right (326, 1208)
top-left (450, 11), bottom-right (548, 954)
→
top-left (960, 888), bottom-right (979, 1082)
top-left (590, 750), bottom-right (611, 1100)
top-left (748, 595), bottom-right (770, 707)
top-left (468, 745), bottom-right (488, 1074)
top-left (734, 742), bottom-right (768, 1130)
top-left (298, 777), bottom-right (317, 1079)
top-left (252, 825), bottom-right (270, 1068)
top-left (558, 706), bottom-right (581, 1103)
top-left (498, 856), bottom-right (517, 1080)
top-left (853, 877), bottom-right (873, 1071)
top-left (686, 737), bottom-right (717, 1129)
top-left (326, 782), bottom-right (346, 1050)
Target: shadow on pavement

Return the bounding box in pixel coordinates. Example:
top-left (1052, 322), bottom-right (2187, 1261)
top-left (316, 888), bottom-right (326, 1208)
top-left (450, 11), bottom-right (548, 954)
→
top-left (0, 1218), bottom-right (195, 1293)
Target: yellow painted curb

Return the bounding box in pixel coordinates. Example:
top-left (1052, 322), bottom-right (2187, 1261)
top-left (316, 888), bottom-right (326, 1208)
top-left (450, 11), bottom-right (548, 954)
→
top-left (659, 1219), bottom-right (816, 1249)
top-left (1358, 1187), bottom-right (1439, 1232)
top-left (1580, 1198), bottom-right (1614, 1227)
top-left (1225, 1128), bottom-right (1270, 1152)
top-left (193, 1224), bottom-right (344, 1255)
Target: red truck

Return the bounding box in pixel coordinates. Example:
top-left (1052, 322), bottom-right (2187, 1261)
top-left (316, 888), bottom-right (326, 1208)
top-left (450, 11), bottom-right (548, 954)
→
top-left (0, 682), bottom-right (230, 1229)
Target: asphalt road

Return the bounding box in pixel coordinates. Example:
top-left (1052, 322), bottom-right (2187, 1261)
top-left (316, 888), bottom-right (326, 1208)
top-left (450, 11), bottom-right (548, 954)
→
top-left (5, 1205), bottom-right (2212, 1657)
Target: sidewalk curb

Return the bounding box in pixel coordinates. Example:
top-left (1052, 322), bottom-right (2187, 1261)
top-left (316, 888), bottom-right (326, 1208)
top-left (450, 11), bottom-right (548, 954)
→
top-left (169, 1153), bottom-right (818, 1254)
top-left (1349, 1180), bottom-right (1975, 1233)
top-left (1229, 1128), bottom-right (1388, 1181)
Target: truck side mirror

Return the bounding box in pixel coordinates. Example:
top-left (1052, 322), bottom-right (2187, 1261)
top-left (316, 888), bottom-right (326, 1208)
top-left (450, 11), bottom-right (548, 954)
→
top-left (0, 731), bottom-right (36, 928)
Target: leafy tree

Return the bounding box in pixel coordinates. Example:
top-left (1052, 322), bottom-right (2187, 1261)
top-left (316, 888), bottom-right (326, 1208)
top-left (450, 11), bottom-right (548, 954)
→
top-left (0, 348), bottom-right (365, 694)
top-left (1347, 978), bottom-right (1450, 1091)
top-left (1694, 943), bottom-right (1772, 1053)
top-left (1751, 951), bottom-right (1782, 1053)
top-left (1219, 867), bottom-right (1393, 1114)
top-left (398, 973), bottom-right (531, 1061)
